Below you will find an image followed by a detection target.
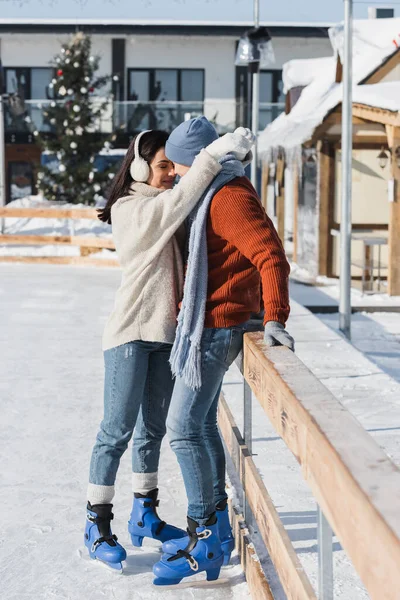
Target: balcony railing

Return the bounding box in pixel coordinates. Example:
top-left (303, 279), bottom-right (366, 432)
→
top-left (4, 99), bottom-right (285, 137)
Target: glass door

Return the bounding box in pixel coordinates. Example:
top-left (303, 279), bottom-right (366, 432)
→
top-left (128, 70), bottom-right (151, 130)
top-left (154, 70), bottom-right (178, 130)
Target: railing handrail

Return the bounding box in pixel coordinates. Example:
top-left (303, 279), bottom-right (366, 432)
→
top-left (20, 98), bottom-right (285, 107)
top-left (241, 332), bottom-right (400, 600)
top-left (0, 206), bottom-right (99, 220)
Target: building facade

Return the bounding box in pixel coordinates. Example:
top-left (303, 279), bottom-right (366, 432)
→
top-left (0, 20), bottom-right (332, 203)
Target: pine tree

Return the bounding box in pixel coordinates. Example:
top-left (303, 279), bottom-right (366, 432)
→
top-left (35, 32), bottom-right (113, 205)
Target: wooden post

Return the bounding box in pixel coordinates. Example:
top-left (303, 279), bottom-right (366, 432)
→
top-left (385, 125), bottom-right (400, 296)
top-left (261, 161), bottom-right (269, 211)
top-left (292, 162), bottom-right (299, 263)
top-left (276, 156), bottom-right (285, 243)
top-left (318, 141), bottom-right (335, 277)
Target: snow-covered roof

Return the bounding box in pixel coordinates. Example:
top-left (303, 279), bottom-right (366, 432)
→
top-left (353, 82), bottom-right (400, 113)
top-left (259, 17), bottom-right (400, 156)
top-left (283, 57), bottom-right (335, 94)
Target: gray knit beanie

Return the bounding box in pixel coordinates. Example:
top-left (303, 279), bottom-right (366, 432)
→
top-left (165, 116), bottom-right (219, 167)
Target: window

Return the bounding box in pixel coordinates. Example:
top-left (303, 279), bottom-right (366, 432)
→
top-left (235, 67), bottom-right (284, 129)
top-left (4, 67), bottom-right (53, 133)
top-left (126, 68), bottom-right (204, 132)
top-left (4, 67), bottom-right (53, 100)
top-left (259, 70), bottom-right (284, 129)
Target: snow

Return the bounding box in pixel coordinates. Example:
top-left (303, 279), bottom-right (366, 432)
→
top-left (289, 270), bottom-right (400, 309)
top-left (1, 196), bottom-right (112, 258)
top-left (352, 82), bottom-right (400, 112)
top-left (0, 264), bottom-right (251, 600)
top-left (259, 17), bottom-right (400, 157)
top-left (283, 56), bottom-right (335, 94)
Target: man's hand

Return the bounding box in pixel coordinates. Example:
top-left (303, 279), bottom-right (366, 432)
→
top-left (264, 321), bottom-right (295, 352)
top-left (205, 127), bottom-right (255, 162)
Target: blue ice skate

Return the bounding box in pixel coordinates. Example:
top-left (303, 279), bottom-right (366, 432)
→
top-left (128, 488), bottom-right (186, 548)
top-left (153, 516), bottom-right (224, 586)
top-left (84, 503), bottom-right (126, 572)
top-left (162, 499), bottom-right (234, 565)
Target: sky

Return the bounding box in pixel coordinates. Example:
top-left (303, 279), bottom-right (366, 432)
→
top-left (0, 0), bottom-right (397, 23)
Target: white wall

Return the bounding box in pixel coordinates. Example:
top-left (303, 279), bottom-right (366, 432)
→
top-left (125, 35), bottom-right (237, 128)
top-left (1, 30), bottom-right (332, 131)
top-left (0, 34), bottom-right (112, 80)
top-left (269, 36), bottom-right (332, 69)
top-left (333, 149), bottom-right (390, 277)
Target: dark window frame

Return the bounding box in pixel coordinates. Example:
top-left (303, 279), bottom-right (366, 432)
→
top-left (260, 69), bottom-right (284, 104)
top-left (127, 67), bottom-right (205, 102)
top-left (4, 66), bottom-right (53, 100)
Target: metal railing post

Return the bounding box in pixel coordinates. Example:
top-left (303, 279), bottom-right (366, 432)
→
top-left (317, 505), bottom-right (334, 600)
top-left (243, 378), bottom-right (252, 521)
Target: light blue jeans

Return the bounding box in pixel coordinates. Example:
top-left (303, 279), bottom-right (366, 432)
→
top-left (166, 321), bottom-right (262, 524)
top-left (89, 341), bottom-right (174, 488)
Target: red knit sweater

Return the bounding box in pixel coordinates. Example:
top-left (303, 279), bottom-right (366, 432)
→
top-left (204, 176), bottom-right (290, 328)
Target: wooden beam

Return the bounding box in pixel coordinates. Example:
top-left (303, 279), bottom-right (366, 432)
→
top-left (0, 256), bottom-right (119, 267)
top-left (364, 48), bottom-right (400, 85)
top-left (386, 125), bottom-right (400, 295)
top-left (331, 222), bottom-right (388, 231)
top-left (243, 333), bottom-right (400, 600)
top-left (292, 164), bottom-right (299, 263)
top-left (353, 104), bottom-right (400, 128)
top-left (230, 503), bottom-right (274, 600)
top-left (317, 141), bottom-right (335, 276)
top-left (335, 56), bottom-right (343, 83)
top-left (261, 162), bottom-right (269, 212)
top-left (0, 207), bottom-right (99, 220)
top-left (219, 394), bottom-right (317, 600)
top-left (276, 157), bottom-right (285, 242)
top-left (0, 234), bottom-right (114, 249)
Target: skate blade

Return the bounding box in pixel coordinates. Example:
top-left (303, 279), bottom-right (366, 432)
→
top-left (95, 558), bottom-right (124, 574)
top-left (155, 577), bottom-right (229, 589)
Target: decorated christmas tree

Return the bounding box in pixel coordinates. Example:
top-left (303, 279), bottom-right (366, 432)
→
top-left (36, 32), bottom-right (113, 205)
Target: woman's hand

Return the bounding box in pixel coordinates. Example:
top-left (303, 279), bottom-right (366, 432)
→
top-left (206, 127), bottom-right (256, 162)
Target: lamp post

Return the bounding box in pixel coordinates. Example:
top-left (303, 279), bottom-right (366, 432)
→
top-left (0, 60), bottom-right (6, 231)
top-left (251, 0), bottom-right (260, 190)
top-left (235, 1), bottom-right (274, 193)
top-left (339, 0), bottom-right (353, 339)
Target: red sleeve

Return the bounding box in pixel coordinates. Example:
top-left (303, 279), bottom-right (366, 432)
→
top-left (210, 187), bottom-right (290, 325)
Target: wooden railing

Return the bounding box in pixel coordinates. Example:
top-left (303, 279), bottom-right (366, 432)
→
top-left (0, 206), bottom-right (119, 267)
top-left (219, 332), bottom-right (400, 600)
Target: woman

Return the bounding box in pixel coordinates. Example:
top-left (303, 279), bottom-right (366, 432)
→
top-left (84, 122), bottom-right (253, 572)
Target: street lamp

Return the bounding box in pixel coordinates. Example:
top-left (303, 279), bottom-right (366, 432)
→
top-left (235, 18), bottom-right (274, 192)
top-left (377, 147), bottom-right (389, 169)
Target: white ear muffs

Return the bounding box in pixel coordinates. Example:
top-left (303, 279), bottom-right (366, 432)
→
top-left (130, 130), bottom-right (152, 182)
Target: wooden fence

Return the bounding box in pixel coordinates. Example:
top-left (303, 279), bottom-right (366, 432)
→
top-left (0, 206), bottom-right (119, 267)
top-left (219, 332), bottom-right (400, 600)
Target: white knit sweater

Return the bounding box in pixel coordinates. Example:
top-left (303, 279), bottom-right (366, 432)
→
top-left (102, 149), bottom-right (222, 350)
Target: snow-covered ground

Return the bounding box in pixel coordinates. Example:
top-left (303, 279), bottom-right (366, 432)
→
top-left (0, 264), bottom-right (250, 600)
top-left (2, 264), bottom-right (399, 600)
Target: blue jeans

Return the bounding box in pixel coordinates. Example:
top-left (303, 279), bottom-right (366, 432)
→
top-left (89, 341), bottom-right (173, 487)
top-left (166, 321), bottom-right (261, 524)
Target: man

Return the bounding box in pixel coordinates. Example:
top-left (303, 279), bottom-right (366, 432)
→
top-left (152, 117), bottom-right (293, 586)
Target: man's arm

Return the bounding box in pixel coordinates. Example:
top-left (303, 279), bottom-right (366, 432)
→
top-left (211, 185), bottom-right (290, 326)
